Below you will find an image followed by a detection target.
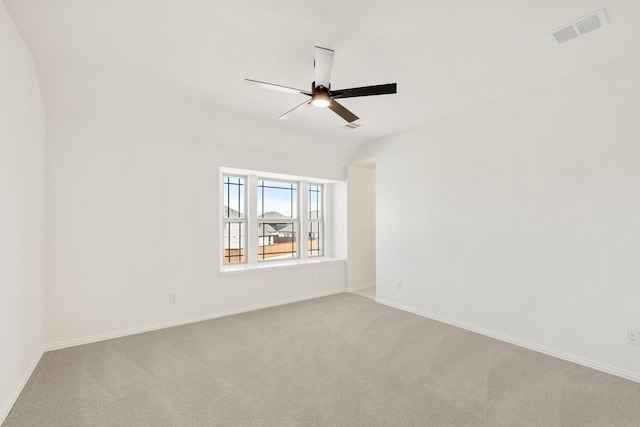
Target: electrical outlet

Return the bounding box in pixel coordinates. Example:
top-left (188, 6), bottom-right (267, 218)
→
top-left (169, 293), bottom-right (177, 304)
top-left (310, 274), bottom-right (315, 283)
top-left (627, 329), bottom-right (640, 346)
top-left (396, 281), bottom-right (402, 290)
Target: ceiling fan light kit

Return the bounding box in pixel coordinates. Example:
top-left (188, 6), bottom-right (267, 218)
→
top-left (246, 46), bottom-right (397, 124)
top-left (311, 89), bottom-right (331, 108)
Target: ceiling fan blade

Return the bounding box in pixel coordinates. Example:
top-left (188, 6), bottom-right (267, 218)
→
top-left (328, 99), bottom-right (359, 123)
top-left (314, 46), bottom-right (334, 89)
top-left (279, 100), bottom-right (312, 120)
top-left (331, 83), bottom-right (397, 99)
top-left (245, 79), bottom-right (312, 96)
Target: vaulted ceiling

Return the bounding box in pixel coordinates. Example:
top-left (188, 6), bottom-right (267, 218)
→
top-left (5, 0), bottom-right (640, 151)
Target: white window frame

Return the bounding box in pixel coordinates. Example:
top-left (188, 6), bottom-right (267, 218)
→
top-left (222, 174), bottom-right (247, 265)
top-left (257, 177), bottom-right (300, 261)
top-left (307, 183), bottom-right (324, 257)
top-left (220, 169), bottom-right (328, 270)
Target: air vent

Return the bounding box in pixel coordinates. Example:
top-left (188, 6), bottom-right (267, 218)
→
top-left (549, 9), bottom-right (608, 45)
top-left (552, 25), bottom-right (579, 44)
top-left (343, 122), bottom-right (361, 130)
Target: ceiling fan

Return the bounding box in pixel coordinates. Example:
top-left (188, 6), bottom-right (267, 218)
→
top-left (245, 46), bottom-right (397, 124)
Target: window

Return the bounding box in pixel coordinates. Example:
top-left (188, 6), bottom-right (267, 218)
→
top-left (258, 180), bottom-right (298, 260)
top-left (222, 172), bottom-right (326, 267)
top-left (222, 175), bottom-right (246, 264)
top-left (308, 184), bottom-right (323, 257)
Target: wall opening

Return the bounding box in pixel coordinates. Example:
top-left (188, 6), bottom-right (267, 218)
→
top-left (347, 160), bottom-right (376, 299)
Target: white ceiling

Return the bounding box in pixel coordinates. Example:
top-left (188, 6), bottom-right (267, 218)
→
top-left (5, 0), bottom-right (640, 150)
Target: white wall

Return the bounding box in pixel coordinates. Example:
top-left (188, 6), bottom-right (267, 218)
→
top-left (347, 164), bottom-right (376, 291)
top-left (45, 116), bottom-right (346, 347)
top-left (0, 3), bottom-right (46, 421)
top-left (329, 181), bottom-right (348, 261)
top-left (353, 52), bottom-right (640, 380)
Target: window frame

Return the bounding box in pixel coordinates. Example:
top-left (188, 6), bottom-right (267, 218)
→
top-left (257, 178), bottom-right (300, 261)
top-left (222, 174), bottom-right (247, 265)
top-left (307, 183), bottom-right (324, 258)
top-left (220, 169), bottom-right (329, 269)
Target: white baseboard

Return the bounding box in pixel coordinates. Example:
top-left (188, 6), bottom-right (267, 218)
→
top-left (350, 282), bottom-right (376, 292)
top-left (44, 288), bottom-right (345, 352)
top-left (1, 347), bottom-right (43, 425)
top-left (376, 298), bottom-right (640, 384)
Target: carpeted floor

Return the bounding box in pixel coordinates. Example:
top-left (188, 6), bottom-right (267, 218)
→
top-left (4, 293), bottom-right (640, 426)
top-left (352, 286), bottom-right (376, 300)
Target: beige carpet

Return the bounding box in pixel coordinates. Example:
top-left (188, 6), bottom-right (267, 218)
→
top-left (352, 286), bottom-right (376, 300)
top-left (4, 293), bottom-right (640, 426)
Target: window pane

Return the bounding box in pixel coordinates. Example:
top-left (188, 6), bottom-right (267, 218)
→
top-left (308, 222), bottom-right (323, 257)
top-left (308, 184), bottom-right (322, 219)
top-left (258, 180), bottom-right (297, 219)
top-left (223, 176), bottom-right (244, 217)
top-left (223, 221), bottom-right (245, 263)
top-left (258, 222), bottom-right (298, 260)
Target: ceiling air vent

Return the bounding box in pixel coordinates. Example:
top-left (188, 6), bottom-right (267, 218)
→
top-left (549, 8), bottom-right (608, 45)
top-left (343, 122), bottom-right (361, 130)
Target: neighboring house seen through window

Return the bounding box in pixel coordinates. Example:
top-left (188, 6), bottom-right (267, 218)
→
top-left (258, 180), bottom-right (298, 260)
top-left (222, 172), bottom-right (325, 266)
top-left (222, 175), bottom-right (246, 264)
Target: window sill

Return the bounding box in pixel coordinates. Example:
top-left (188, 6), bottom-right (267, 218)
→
top-left (219, 257), bottom-right (346, 276)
